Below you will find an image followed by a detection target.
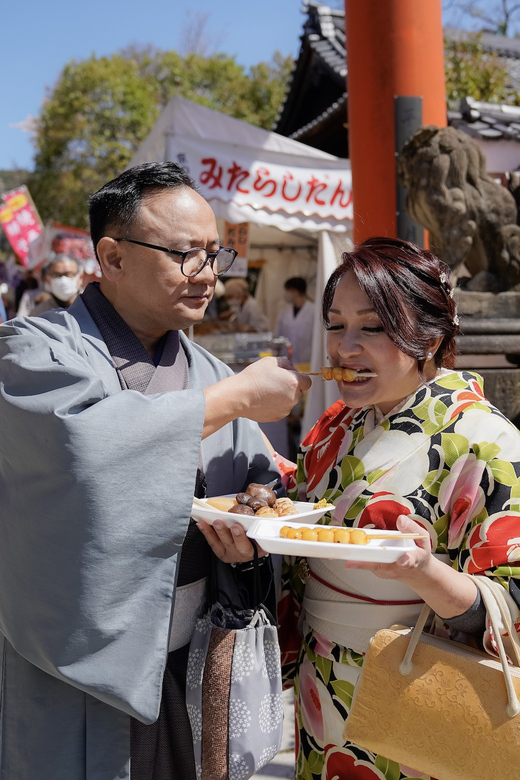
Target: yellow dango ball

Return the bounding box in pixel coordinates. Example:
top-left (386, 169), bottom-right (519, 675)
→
top-left (350, 528), bottom-right (369, 545)
top-left (284, 527), bottom-right (298, 539)
top-left (317, 528), bottom-right (335, 543)
top-left (280, 526), bottom-right (292, 538)
top-left (334, 528), bottom-right (351, 544)
top-left (301, 528), bottom-right (319, 542)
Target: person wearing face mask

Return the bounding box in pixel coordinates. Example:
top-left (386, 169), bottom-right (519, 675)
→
top-left (274, 277), bottom-right (315, 366)
top-left (222, 277), bottom-right (270, 332)
top-left (31, 255), bottom-right (83, 316)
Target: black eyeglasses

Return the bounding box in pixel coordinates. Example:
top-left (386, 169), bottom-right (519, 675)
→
top-left (113, 237), bottom-right (237, 278)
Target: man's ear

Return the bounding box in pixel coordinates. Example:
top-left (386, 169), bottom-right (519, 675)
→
top-left (96, 238), bottom-right (123, 281)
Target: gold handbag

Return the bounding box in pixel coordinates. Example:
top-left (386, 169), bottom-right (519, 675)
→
top-left (344, 575), bottom-right (520, 780)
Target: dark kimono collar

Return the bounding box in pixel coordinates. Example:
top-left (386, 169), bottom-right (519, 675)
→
top-left (81, 282), bottom-right (189, 395)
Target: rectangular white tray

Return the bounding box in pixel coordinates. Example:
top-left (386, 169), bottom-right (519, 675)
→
top-left (247, 519), bottom-right (418, 562)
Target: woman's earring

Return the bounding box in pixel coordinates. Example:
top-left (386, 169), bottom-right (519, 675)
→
top-left (426, 351), bottom-right (433, 359)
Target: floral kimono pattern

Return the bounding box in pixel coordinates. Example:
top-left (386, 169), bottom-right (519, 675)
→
top-left (278, 371), bottom-right (520, 780)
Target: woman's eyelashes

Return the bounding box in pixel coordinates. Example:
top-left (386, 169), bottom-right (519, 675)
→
top-left (326, 322), bottom-right (384, 334)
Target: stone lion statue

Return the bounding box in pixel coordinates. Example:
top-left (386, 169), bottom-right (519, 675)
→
top-left (397, 125), bottom-right (520, 291)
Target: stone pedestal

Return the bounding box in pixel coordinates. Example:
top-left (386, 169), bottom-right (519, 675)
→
top-left (455, 291), bottom-right (520, 427)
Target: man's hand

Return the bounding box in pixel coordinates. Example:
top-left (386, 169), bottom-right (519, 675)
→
top-left (197, 519), bottom-right (266, 564)
top-left (229, 356), bottom-right (311, 423)
top-left (202, 356), bottom-right (311, 437)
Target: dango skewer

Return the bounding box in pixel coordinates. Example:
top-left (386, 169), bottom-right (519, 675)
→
top-left (304, 367), bottom-right (378, 382)
top-left (279, 526), bottom-right (428, 544)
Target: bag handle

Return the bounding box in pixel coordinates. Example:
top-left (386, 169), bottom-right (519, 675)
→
top-left (399, 574), bottom-right (520, 718)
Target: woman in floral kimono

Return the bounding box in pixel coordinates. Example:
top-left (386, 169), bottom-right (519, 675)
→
top-left (277, 237), bottom-right (520, 780)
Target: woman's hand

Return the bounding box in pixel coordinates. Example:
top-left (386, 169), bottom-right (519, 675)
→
top-left (343, 514), bottom-right (479, 619)
top-left (197, 519), bottom-right (266, 564)
top-left (343, 514), bottom-right (434, 583)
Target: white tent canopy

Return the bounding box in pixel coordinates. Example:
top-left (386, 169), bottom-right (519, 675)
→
top-left (128, 96), bottom-right (353, 435)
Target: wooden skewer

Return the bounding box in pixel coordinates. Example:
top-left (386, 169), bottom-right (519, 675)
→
top-left (365, 533), bottom-right (429, 540)
top-left (305, 371), bottom-right (378, 378)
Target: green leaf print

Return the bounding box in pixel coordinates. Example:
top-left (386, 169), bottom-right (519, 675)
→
top-left (488, 459), bottom-right (518, 486)
top-left (315, 654), bottom-right (332, 686)
top-left (298, 755), bottom-right (314, 780)
top-left (423, 468), bottom-right (449, 497)
top-left (433, 514), bottom-right (449, 549)
top-left (494, 566), bottom-right (520, 579)
top-left (413, 401), bottom-right (430, 420)
top-left (441, 433), bottom-right (469, 468)
top-left (304, 643), bottom-right (317, 664)
top-left (307, 750), bottom-right (324, 775)
top-left (510, 482), bottom-right (520, 512)
top-left (433, 400), bottom-right (449, 426)
top-left (374, 755), bottom-right (402, 780)
top-left (435, 373), bottom-right (471, 390)
top-left (331, 678), bottom-right (355, 708)
top-left (339, 647), bottom-right (364, 666)
top-left (344, 496), bottom-right (367, 520)
top-left (367, 468), bottom-right (386, 485)
top-left (340, 456), bottom-right (364, 485)
top-left (473, 441), bottom-right (501, 462)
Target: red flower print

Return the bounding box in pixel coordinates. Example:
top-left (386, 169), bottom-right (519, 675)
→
top-left (358, 492), bottom-right (412, 530)
top-left (323, 744), bottom-right (386, 780)
top-left (302, 403), bottom-right (356, 493)
top-left (467, 513), bottom-right (520, 573)
top-left (449, 388), bottom-right (485, 419)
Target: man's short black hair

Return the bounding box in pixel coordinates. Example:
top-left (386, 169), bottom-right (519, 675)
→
top-left (284, 276), bottom-right (307, 295)
top-left (88, 162), bottom-right (196, 258)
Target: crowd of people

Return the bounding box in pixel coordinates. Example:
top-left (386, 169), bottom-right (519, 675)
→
top-left (0, 161), bottom-right (519, 780)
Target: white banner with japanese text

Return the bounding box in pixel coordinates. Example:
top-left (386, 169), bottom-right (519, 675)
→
top-left (169, 137), bottom-right (352, 222)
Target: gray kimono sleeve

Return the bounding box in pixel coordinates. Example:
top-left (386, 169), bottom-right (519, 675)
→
top-left (0, 316), bottom-right (205, 723)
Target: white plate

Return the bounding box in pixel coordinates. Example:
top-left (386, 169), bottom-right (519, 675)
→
top-left (246, 519), bottom-right (419, 562)
top-left (191, 498), bottom-right (333, 530)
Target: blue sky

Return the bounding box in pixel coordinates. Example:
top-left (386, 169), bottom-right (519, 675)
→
top-left (0, 1), bottom-right (502, 172)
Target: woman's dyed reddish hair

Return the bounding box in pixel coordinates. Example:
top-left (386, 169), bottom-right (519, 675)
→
top-left (322, 237), bottom-right (459, 371)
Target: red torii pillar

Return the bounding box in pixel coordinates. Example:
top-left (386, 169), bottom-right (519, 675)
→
top-left (344, 0), bottom-right (446, 244)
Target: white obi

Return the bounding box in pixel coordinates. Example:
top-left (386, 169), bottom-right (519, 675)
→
top-left (302, 556), bottom-right (449, 653)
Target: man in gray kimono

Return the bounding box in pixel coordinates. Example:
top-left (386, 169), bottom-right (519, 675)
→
top-left (0, 162), bottom-right (310, 780)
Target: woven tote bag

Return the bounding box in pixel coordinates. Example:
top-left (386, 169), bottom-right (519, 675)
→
top-left (344, 575), bottom-right (520, 780)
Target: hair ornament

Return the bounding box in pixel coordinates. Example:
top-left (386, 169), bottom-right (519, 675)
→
top-left (439, 272), bottom-right (448, 284)
top-left (449, 288), bottom-right (455, 298)
top-left (453, 313), bottom-right (460, 326)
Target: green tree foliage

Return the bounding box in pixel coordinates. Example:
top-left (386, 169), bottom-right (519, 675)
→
top-left (0, 169), bottom-right (30, 195)
top-left (28, 48), bottom-right (294, 229)
top-left (444, 33), bottom-right (517, 105)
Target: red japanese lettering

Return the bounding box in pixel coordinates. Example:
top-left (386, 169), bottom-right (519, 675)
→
top-left (226, 162), bottom-right (250, 194)
top-left (200, 158), bottom-right (223, 189)
top-left (305, 176), bottom-right (327, 206)
top-left (252, 167), bottom-right (277, 197)
top-left (281, 172), bottom-right (302, 202)
top-left (330, 180), bottom-right (353, 209)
